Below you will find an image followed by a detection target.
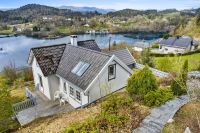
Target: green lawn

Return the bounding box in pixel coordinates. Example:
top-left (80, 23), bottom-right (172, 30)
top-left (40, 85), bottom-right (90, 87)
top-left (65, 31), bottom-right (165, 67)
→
top-left (154, 53), bottom-right (200, 73)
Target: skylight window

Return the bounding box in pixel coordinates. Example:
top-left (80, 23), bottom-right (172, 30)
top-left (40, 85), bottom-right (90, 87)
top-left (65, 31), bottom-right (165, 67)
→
top-left (72, 61), bottom-right (90, 76)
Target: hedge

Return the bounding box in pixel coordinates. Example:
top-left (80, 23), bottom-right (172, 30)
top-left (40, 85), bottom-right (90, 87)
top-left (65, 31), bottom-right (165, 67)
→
top-left (150, 49), bottom-right (200, 57)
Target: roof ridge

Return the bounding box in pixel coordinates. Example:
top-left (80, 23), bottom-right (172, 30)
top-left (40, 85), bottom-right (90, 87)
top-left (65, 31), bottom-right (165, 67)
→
top-left (66, 44), bottom-right (111, 57)
top-left (77, 39), bottom-right (95, 43)
top-left (31, 43), bottom-right (66, 50)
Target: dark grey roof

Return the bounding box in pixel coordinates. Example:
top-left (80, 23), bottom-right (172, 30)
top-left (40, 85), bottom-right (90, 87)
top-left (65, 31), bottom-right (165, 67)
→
top-left (160, 37), bottom-right (176, 47)
top-left (173, 37), bottom-right (192, 48)
top-left (160, 36), bottom-right (194, 49)
top-left (56, 45), bottom-right (111, 90)
top-left (77, 40), bottom-right (101, 52)
top-left (31, 44), bottom-right (66, 76)
top-left (107, 48), bottom-right (136, 66)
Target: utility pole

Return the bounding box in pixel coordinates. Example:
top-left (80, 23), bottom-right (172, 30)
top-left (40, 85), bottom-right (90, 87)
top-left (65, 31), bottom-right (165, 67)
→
top-left (109, 36), bottom-right (111, 51)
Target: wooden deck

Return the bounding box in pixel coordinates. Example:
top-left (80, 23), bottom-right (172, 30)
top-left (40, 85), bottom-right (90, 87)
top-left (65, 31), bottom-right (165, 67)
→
top-left (16, 91), bottom-right (74, 126)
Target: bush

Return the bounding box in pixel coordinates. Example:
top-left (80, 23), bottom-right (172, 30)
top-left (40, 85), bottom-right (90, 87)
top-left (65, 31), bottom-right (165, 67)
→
top-left (144, 88), bottom-right (174, 107)
top-left (150, 49), bottom-right (200, 57)
top-left (64, 93), bottom-right (133, 133)
top-left (170, 79), bottom-right (186, 96)
top-left (140, 48), bottom-right (155, 67)
top-left (163, 34), bottom-right (172, 39)
top-left (196, 12), bottom-right (200, 26)
top-left (126, 66), bottom-right (158, 98)
top-left (197, 61), bottom-right (200, 71)
top-left (3, 65), bottom-right (17, 84)
top-left (23, 68), bottom-right (33, 81)
top-left (151, 43), bottom-right (159, 49)
top-left (170, 60), bottom-right (188, 96)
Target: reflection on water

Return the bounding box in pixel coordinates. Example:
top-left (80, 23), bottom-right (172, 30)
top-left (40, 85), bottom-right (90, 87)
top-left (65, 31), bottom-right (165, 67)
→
top-left (0, 33), bottom-right (161, 71)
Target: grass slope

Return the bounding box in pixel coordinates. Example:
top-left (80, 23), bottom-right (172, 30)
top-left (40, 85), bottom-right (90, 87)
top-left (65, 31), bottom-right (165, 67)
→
top-left (154, 53), bottom-right (200, 73)
top-left (16, 91), bottom-right (150, 133)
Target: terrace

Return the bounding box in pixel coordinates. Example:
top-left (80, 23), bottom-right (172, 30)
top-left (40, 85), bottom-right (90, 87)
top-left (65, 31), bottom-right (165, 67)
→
top-left (13, 89), bottom-right (74, 126)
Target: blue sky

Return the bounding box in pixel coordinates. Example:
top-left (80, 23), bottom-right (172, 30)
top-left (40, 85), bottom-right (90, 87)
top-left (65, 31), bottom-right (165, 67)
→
top-left (0, 0), bottom-right (200, 10)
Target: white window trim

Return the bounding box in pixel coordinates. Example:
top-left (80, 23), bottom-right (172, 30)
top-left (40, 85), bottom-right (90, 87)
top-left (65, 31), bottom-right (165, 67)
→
top-left (76, 90), bottom-right (81, 102)
top-left (63, 82), bottom-right (67, 94)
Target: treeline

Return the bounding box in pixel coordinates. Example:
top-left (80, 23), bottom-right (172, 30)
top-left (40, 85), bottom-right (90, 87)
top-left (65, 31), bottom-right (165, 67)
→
top-left (106, 8), bottom-right (197, 18)
top-left (0, 4), bottom-right (100, 24)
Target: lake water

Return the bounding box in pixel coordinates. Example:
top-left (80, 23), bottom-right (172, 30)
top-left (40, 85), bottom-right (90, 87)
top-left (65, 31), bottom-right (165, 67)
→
top-left (0, 33), bottom-right (163, 71)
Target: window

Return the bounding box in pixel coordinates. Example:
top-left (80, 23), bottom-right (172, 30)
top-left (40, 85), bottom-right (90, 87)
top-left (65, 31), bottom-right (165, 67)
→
top-left (39, 75), bottom-right (43, 87)
top-left (70, 86), bottom-right (74, 96)
top-left (108, 64), bottom-right (116, 80)
top-left (72, 61), bottom-right (90, 76)
top-left (63, 82), bottom-right (67, 93)
top-left (76, 91), bottom-right (81, 101)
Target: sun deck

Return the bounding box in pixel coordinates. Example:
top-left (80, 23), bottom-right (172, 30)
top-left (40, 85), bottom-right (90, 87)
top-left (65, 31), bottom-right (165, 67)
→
top-left (15, 91), bottom-right (74, 126)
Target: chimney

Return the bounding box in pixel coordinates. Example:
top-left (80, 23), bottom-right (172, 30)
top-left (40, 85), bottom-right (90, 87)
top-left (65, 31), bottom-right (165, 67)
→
top-left (70, 35), bottom-right (78, 46)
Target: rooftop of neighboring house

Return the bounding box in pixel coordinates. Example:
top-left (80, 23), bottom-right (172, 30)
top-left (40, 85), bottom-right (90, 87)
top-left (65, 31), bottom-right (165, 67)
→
top-left (77, 39), bottom-right (101, 52)
top-left (107, 48), bottom-right (136, 67)
top-left (160, 36), bottom-right (199, 49)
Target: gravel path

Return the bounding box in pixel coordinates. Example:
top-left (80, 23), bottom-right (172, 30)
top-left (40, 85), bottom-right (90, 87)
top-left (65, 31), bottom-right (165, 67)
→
top-left (133, 95), bottom-right (189, 133)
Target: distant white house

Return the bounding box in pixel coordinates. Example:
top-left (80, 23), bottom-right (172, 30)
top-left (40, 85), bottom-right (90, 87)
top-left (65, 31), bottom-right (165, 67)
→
top-left (28, 35), bottom-right (136, 108)
top-left (159, 36), bottom-right (199, 54)
top-left (133, 42), bottom-right (151, 52)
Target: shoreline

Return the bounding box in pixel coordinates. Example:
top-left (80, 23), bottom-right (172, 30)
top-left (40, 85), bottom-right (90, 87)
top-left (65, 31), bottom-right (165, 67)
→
top-left (0, 31), bottom-right (166, 40)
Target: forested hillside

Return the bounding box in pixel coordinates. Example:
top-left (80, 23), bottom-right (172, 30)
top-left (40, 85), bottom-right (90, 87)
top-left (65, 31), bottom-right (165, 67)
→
top-left (0, 4), bottom-right (99, 24)
top-left (173, 10), bottom-right (200, 41)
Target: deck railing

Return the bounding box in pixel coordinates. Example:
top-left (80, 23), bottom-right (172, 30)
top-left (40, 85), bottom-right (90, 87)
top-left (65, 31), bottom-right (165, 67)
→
top-left (12, 88), bottom-right (37, 114)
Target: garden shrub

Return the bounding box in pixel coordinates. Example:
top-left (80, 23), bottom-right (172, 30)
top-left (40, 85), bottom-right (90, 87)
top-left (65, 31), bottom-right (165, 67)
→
top-left (151, 43), bottom-right (159, 49)
top-left (140, 48), bottom-right (155, 67)
top-left (23, 68), bottom-right (33, 81)
top-left (3, 64), bottom-right (17, 84)
top-left (144, 88), bottom-right (174, 107)
top-left (64, 93), bottom-right (133, 133)
top-left (126, 66), bottom-right (158, 97)
top-left (170, 60), bottom-right (188, 96)
top-left (170, 79), bottom-right (186, 96)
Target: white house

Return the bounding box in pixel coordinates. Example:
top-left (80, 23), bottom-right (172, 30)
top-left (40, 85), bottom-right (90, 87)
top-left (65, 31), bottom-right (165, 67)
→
top-left (159, 36), bottom-right (199, 54)
top-left (133, 42), bottom-right (151, 52)
top-left (28, 35), bottom-right (135, 108)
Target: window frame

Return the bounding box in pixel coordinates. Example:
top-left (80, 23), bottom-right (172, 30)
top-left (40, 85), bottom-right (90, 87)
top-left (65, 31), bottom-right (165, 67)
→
top-left (63, 82), bottom-right (67, 94)
top-left (69, 86), bottom-right (74, 96)
top-left (76, 90), bottom-right (81, 101)
top-left (108, 64), bottom-right (116, 81)
top-left (38, 75), bottom-right (43, 88)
